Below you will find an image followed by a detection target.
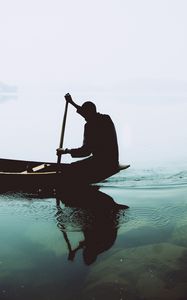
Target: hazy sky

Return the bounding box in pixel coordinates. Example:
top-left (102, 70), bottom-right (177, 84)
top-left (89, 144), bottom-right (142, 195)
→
top-left (1, 0), bottom-right (187, 87)
top-left (0, 0), bottom-right (187, 167)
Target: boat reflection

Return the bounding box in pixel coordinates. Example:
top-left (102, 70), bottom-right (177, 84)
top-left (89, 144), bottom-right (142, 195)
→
top-left (55, 186), bottom-right (129, 265)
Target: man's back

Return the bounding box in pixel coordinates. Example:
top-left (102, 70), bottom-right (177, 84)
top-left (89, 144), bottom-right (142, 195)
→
top-left (84, 113), bottom-right (119, 166)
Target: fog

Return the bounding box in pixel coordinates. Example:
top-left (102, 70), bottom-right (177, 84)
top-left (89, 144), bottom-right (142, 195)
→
top-left (0, 0), bottom-right (187, 167)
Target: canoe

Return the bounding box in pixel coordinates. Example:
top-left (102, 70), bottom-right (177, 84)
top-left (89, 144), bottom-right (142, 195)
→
top-left (0, 158), bottom-right (130, 194)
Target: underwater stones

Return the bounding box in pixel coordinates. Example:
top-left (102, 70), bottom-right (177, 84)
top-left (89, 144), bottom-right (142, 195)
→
top-left (81, 281), bottom-right (140, 300)
top-left (82, 242), bottom-right (187, 300)
top-left (170, 224), bottom-right (187, 247)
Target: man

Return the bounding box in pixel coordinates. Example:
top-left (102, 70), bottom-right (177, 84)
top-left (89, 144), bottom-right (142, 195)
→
top-left (56, 93), bottom-right (119, 183)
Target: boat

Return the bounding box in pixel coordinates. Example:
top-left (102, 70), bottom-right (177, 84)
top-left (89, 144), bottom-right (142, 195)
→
top-left (0, 158), bottom-right (130, 194)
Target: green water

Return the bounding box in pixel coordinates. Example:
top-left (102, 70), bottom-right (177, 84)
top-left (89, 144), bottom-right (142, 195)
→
top-left (0, 186), bottom-right (187, 300)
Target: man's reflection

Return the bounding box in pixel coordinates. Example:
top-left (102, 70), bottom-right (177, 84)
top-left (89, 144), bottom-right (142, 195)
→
top-left (56, 186), bottom-right (129, 265)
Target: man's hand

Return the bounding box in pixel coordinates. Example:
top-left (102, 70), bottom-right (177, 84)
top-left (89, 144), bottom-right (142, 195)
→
top-left (64, 93), bottom-right (80, 110)
top-left (64, 93), bottom-right (73, 104)
top-left (56, 148), bottom-right (70, 155)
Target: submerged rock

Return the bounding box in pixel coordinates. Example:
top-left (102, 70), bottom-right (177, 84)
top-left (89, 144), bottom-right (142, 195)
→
top-left (82, 242), bottom-right (187, 300)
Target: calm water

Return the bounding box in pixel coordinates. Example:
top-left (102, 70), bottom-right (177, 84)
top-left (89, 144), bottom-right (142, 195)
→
top-left (0, 168), bottom-right (187, 300)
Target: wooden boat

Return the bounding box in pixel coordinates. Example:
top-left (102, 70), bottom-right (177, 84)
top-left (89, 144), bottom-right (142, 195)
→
top-left (0, 158), bottom-right (130, 194)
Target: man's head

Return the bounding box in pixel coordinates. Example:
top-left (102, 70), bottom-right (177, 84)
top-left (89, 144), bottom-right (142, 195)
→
top-left (77, 101), bottom-right (97, 121)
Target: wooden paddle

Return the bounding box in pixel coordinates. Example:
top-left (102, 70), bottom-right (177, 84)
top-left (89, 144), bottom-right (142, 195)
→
top-left (57, 97), bottom-right (69, 164)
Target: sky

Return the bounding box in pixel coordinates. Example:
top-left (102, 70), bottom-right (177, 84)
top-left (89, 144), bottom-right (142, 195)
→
top-left (0, 0), bottom-right (187, 167)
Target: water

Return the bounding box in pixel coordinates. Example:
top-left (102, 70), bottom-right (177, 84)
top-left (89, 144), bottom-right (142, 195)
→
top-left (0, 167), bottom-right (187, 300)
top-left (103, 166), bottom-right (187, 188)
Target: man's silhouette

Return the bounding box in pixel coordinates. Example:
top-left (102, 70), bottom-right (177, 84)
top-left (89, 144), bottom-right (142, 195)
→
top-left (56, 186), bottom-right (129, 265)
top-left (56, 93), bottom-right (119, 183)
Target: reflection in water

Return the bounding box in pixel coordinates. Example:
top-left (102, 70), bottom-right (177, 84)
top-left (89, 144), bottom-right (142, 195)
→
top-left (55, 186), bottom-right (129, 265)
top-left (1, 187), bottom-right (187, 299)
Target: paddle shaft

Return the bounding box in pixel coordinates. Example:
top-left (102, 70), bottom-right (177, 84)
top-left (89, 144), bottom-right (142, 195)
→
top-left (57, 99), bottom-right (69, 164)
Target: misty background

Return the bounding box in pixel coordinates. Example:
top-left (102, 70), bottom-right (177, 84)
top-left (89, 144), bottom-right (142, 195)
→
top-left (0, 0), bottom-right (187, 168)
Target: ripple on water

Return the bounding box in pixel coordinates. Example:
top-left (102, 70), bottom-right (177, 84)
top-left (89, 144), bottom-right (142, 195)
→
top-left (102, 168), bottom-right (187, 189)
top-left (0, 193), bottom-right (56, 222)
top-left (120, 202), bottom-right (187, 234)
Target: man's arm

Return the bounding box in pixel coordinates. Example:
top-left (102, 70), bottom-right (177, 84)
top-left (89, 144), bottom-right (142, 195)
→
top-left (56, 146), bottom-right (91, 157)
top-left (70, 123), bottom-right (92, 157)
top-left (56, 93), bottom-right (91, 157)
top-left (64, 93), bottom-right (80, 110)
top-left (56, 123), bottom-right (92, 158)
top-left (70, 146), bottom-right (91, 158)
top-left (65, 93), bottom-right (84, 116)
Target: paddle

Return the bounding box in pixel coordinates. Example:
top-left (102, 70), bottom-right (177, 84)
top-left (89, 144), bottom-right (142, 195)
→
top-left (57, 96), bottom-right (69, 164)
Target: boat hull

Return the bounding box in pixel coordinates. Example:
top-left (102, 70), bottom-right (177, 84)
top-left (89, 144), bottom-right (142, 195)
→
top-left (0, 158), bottom-right (130, 194)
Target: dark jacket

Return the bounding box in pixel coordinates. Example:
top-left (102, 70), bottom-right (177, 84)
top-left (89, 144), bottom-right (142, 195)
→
top-left (70, 113), bottom-right (119, 167)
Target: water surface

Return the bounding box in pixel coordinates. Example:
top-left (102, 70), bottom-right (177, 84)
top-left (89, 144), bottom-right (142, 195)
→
top-left (0, 168), bottom-right (187, 300)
